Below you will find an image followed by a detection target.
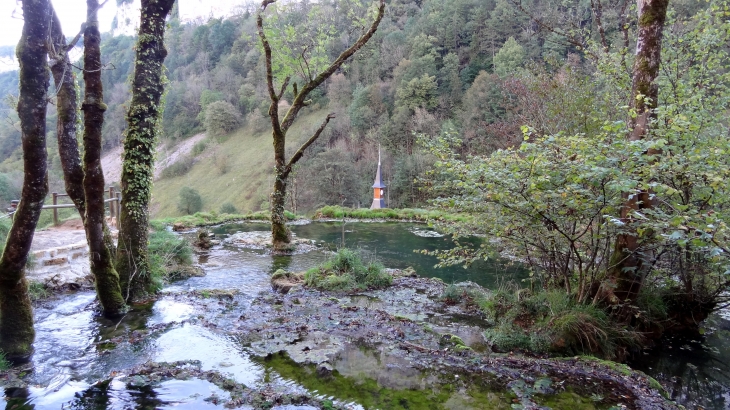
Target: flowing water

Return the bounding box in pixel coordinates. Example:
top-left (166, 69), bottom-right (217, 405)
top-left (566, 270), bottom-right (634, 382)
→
top-left (3, 221), bottom-right (728, 409)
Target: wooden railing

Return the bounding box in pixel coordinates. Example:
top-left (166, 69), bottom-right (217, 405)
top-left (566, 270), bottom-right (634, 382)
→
top-left (8, 186), bottom-right (122, 226)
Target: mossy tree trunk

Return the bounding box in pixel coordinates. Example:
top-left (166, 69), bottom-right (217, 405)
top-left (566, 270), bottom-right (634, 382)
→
top-left (256, 0), bottom-right (385, 250)
top-left (115, 0), bottom-right (176, 300)
top-left (48, 6), bottom-right (85, 219)
top-left (81, 0), bottom-right (127, 316)
top-left (0, 0), bottom-right (51, 363)
top-left (601, 0), bottom-right (669, 307)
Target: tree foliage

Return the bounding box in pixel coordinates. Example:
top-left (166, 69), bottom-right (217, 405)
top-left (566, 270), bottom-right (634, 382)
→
top-left (204, 100), bottom-right (242, 137)
top-left (424, 2), bottom-right (730, 333)
top-left (177, 186), bottom-right (203, 215)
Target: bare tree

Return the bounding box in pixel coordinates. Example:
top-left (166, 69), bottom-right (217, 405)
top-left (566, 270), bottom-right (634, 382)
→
top-left (256, 0), bottom-right (385, 250)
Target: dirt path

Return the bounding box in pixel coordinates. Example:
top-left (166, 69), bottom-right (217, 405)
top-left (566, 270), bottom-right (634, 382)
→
top-left (101, 132), bottom-right (207, 184)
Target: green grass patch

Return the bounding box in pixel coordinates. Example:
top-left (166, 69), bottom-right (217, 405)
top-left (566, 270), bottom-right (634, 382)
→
top-left (480, 286), bottom-right (642, 359)
top-left (304, 248), bottom-right (392, 292)
top-left (313, 205), bottom-right (468, 222)
top-left (150, 108), bottom-right (330, 217)
top-left (28, 280), bottom-right (48, 301)
top-left (0, 350), bottom-right (9, 371)
top-left (152, 210), bottom-right (304, 230)
top-left (148, 228), bottom-right (194, 291)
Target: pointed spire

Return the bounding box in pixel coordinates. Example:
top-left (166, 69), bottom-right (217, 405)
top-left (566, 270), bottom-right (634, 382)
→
top-left (372, 145), bottom-right (386, 189)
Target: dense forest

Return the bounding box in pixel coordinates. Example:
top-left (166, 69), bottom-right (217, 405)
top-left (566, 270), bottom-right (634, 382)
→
top-left (0, 0), bottom-right (707, 213)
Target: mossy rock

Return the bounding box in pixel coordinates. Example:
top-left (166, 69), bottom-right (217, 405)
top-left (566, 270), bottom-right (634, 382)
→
top-left (271, 270), bottom-right (305, 294)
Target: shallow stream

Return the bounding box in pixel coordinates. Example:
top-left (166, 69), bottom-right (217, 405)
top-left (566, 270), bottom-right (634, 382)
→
top-left (2, 221), bottom-right (728, 409)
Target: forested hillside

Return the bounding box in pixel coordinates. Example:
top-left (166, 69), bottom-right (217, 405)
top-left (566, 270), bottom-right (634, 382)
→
top-left (0, 0), bottom-right (709, 214)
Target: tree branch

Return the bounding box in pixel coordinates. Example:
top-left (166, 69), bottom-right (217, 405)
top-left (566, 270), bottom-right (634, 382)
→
top-left (590, 0), bottom-right (609, 51)
top-left (65, 0), bottom-right (109, 51)
top-left (280, 0), bottom-right (385, 134)
top-left (277, 76), bottom-right (290, 101)
top-left (257, 0), bottom-right (283, 136)
top-left (284, 113), bottom-right (336, 178)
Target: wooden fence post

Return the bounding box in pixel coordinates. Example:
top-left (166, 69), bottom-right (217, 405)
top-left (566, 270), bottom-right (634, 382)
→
top-left (109, 186), bottom-right (115, 218)
top-left (52, 192), bottom-right (58, 226)
top-left (116, 192), bottom-right (121, 218)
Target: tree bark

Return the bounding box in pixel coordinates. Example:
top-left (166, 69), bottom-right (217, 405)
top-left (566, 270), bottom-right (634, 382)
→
top-left (0, 0), bottom-right (50, 363)
top-left (81, 0), bottom-right (127, 316)
top-left (48, 6), bottom-right (86, 219)
top-left (602, 0), bottom-right (669, 306)
top-left (257, 0), bottom-right (385, 250)
top-left (116, 0), bottom-right (176, 300)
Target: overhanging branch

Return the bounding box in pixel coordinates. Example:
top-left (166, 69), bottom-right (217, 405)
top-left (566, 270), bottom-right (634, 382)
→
top-left (283, 112), bottom-right (336, 178)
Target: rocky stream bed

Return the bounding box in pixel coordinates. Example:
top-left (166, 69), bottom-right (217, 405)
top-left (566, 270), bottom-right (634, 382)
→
top-left (0, 221), bottom-right (720, 409)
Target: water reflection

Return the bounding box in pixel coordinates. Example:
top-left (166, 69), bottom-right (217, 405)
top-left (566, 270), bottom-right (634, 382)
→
top-left (212, 221), bottom-right (527, 288)
top-left (629, 314), bottom-right (730, 410)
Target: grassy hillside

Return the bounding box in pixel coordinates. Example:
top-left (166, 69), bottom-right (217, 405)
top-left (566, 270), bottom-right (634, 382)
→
top-left (151, 107), bottom-right (328, 218)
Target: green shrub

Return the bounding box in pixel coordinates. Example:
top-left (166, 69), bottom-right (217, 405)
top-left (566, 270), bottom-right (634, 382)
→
top-left (191, 140), bottom-right (208, 156)
top-left (204, 101), bottom-right (242, 137)
top-left (284, 210), bottom-right (297, 220)
top-left (219, 202), bottom-right (238, 214)
top-left (177, 187), bottom-right (203, 215)
top-left (305, 248), bottom-right (392, 292)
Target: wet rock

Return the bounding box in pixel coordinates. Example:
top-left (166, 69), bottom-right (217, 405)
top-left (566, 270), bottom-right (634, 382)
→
top-left (223, 231), bottom-right (319, 254)
top-left (316, 361), bottom-right (333, 376)
top-left (167, 265), bottom-right (205, 281)
top-left (271, 270), bottom-right (304, 294)
top-left (195, 229), bottom-right (213, 249)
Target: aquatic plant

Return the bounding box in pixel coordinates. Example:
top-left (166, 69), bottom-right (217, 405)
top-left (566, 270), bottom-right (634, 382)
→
top-left (305, 248), bottom-right (392, 292)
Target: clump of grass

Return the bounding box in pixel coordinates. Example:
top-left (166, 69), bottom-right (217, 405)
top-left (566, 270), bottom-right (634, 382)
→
top-left (305, 248), bottom-right (392, 292)
top-left (313, 205), bottom-right (468, 223)
top-left (481, 285), bottom-right (642, 359)
top-left (191, 139), bottom-right (208, 156)
top-left (440, 282), bottom-right (488, 307)
top-left (0, 350), bottom-right (9, 371)
top-left (148, 228), bottom-right (194, 291)
top-left (28, 280), bottom-right (48, 301)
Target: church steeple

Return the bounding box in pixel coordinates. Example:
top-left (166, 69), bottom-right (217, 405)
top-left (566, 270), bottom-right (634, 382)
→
top-left (371, 147), bottom-right (386, 209)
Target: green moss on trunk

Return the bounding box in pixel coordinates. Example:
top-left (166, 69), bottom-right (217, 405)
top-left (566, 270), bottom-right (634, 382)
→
top-left (0, 0), bottom-right (51, 362)
top-left (0, 278), bottom-right (35, 362)
top-left (271, 168), bottom-right (292, 249)
top-left (116, 0), bottom-right (176, 300)
top-left (81, 0), bottom-right (127, 316)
